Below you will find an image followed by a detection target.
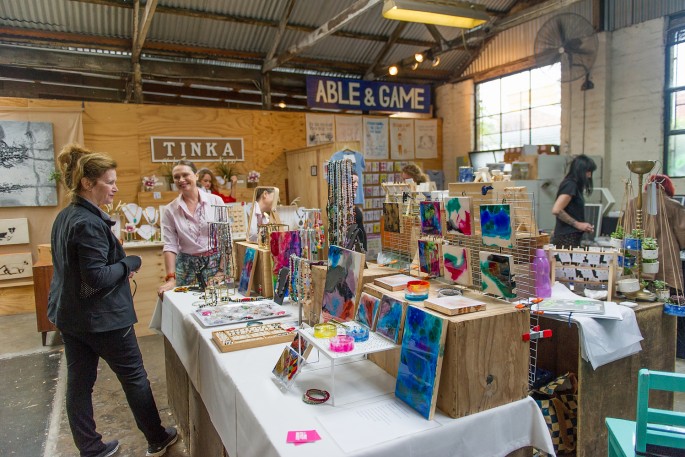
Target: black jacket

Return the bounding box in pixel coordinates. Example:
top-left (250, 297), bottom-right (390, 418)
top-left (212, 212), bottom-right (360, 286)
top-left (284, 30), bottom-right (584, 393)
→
top-left (48, 196), bottom-right (141, 333)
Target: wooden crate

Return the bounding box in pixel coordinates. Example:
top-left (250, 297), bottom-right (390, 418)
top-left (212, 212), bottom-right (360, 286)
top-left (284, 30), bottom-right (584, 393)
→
top-left (234, 241), bottom-right (273, 298)
top-left (363, 282), bottom-right (530, 419)
top-left (307, 263), bottom-right (400, 325)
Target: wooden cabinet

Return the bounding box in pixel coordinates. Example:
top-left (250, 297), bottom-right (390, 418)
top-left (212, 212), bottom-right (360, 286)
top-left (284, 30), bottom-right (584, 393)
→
top-left (33, 261), bottom-right (56, 345)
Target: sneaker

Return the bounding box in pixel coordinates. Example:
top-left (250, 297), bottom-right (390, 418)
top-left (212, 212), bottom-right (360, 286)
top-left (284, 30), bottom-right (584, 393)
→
top-left (94, 440), bottom-right (119, 457)
top-left (146, 427), bottom-right (178, 457)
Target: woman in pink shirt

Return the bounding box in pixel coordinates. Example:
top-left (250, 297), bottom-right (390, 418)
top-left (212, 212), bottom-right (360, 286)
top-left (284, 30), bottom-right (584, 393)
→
top-left (158, 160), bottom-right (224, 296)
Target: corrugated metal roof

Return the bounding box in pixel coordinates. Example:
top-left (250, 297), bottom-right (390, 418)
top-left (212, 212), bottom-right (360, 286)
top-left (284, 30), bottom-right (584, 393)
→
top-left (607, 0), bottom-right (685, 30)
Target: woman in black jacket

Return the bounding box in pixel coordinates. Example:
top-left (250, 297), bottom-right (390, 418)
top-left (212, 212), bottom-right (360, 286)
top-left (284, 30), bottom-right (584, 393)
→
top-left (48, 144), bottom-right (177, 457)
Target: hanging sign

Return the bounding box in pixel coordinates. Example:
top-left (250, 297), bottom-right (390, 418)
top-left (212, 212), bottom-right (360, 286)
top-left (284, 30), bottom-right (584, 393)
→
top-left (150, 137), bottom-right (245, 162)
top-left (306, 76), bottom-right (431, 113)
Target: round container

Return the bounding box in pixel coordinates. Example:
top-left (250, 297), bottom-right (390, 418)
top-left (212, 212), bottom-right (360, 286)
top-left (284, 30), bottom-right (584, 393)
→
top-left (329, 335), bottom-right (354, 352)
top-left (617, 278), bottom-right (640, 293)
top-left (642, 248), bottom-right (659, 259)
top-left (347, 326), bottom-right (369, 342)
top-left (313, 323), bottom-right (337, 338)
top-left (405, 280), bottom-right (430, 301)
top-left (624, 238), bottom-right (642, 251)
top-left (642, 261), bottom-right (659, 274)
top-left (610, 238), bottom-right (623, 250)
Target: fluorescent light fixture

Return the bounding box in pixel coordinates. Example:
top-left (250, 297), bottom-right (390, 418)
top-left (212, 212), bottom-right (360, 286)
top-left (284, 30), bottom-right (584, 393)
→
top-left (382, 0), bottom-right (489, 29)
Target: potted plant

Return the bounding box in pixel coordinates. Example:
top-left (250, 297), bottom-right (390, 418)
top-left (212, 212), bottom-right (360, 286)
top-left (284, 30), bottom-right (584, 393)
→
top-left (624, 228), bottom-right (643, 251)
top-left (610, 226), bottom-right (624, 250)
top-left (215, 159), bottom-right (236, 187)
top-left (619, 252), bottom-right (636, 268)
top-left (653, 280), bottom-right (670, 301)
top-left (664, 294), bottom-right (685, 316)
top-left (642, 258), bottom-right (659, 274)
top-left (157, 162), bottom-right (175, 191)
top-left (642, 237), bottom-right (659, 259)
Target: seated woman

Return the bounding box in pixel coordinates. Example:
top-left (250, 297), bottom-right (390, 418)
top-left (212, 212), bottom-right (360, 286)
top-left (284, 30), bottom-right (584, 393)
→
top-left (158, 160), bottom-right (224, 296)
top-left (197, 167), bottom-right (237, 203)
top-left (247, 187), bottom-right (277, 243)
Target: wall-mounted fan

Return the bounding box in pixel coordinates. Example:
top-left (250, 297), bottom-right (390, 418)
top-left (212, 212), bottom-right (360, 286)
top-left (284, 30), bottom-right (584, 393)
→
top-left (534, 13), bottom-right (598, 88)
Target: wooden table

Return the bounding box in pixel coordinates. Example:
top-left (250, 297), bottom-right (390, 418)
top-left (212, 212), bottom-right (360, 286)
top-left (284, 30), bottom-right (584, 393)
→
top-left (537, 301), bottom-right (675, 457)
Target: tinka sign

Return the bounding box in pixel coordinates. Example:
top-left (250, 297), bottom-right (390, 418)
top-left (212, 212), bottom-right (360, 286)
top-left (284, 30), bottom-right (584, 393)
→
top-left (150, 137), bottom-right (245, 162)
top-left (306, 76), bottom-right (431, 113)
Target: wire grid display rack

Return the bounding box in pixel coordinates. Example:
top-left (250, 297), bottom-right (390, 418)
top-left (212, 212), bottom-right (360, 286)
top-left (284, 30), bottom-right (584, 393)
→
top-left (380, 190), bottom-right (422, 274)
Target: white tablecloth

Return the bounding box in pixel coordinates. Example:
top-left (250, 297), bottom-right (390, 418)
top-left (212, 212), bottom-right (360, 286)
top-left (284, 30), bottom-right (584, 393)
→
top-left (153, 292), bottom-right (555, 457)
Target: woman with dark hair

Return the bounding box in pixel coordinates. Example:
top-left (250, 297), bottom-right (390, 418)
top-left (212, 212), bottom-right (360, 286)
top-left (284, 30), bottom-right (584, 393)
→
top-left (158, 159), bottom-right (224, 296)
top-left (551, 155), bottom-right (597, 247)
top-left (49, 144), bottom-right (177, 457)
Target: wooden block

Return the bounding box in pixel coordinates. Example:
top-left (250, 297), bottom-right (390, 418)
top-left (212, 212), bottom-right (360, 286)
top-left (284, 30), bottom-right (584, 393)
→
top-left (424, 296), bottom-right (486, 316)
top-left (234, 241), bottom-right (273, 298)
top-left (366, 283), bottom-right (529, 419)
top-left (37, 244), bottom-right (52, 263)
top-left (0, 283), bottom-right (35, 315)
top-left (374, 273), bottom-right (415, 291)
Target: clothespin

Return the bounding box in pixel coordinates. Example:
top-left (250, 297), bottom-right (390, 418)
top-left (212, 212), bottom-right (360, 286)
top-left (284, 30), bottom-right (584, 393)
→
top-left (522, 325), bottom-right (553, 341)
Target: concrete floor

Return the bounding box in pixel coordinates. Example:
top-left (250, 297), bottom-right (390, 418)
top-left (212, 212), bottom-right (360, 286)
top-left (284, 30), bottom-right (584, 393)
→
top-left (0, 313), bottom-right (189, 457)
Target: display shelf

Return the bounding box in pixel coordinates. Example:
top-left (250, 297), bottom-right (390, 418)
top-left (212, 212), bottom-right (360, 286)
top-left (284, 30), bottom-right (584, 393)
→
top-left (298, 326), bottom-right (398, 405)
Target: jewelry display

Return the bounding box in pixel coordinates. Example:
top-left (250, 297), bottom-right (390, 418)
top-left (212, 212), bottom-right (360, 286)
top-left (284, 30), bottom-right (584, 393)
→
top-left (329, 335), bottom-right (355, 352)
top-left (121, 202), bottom-right (143, 242)
top-left (298, 209), bottom-right (324, 261)
top-left (326, 160), bottom-right (355, 247)
top-left (208, 220), bottom-right (235, 282)
top-left (193, 300), bottom-right (290, 327)
top-left (258, 223), bottom-right (288, 249)
top-left (142, 206), bottom-right (161, 241)
top-left (302, 388), bottom-right (330, 405)
top-left (289, 254), bottom-right (313, 325)
top-left (313, 322), bottom-right (337, 338)
top-left (212, 322), bottom-right (297, 353)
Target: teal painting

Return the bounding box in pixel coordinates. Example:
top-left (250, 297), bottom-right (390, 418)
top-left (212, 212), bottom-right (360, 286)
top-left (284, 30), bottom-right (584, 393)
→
top-left (420, 201), bottom-right (442, 236)
top-left (479, 251), bottom-right (516, 299)
top-left (395, 306), bottom-right (447, 420)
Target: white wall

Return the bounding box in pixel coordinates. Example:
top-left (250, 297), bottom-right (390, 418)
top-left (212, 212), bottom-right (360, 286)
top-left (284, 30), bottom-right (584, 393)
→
top-left (436, 17), bottom-right (685, 200)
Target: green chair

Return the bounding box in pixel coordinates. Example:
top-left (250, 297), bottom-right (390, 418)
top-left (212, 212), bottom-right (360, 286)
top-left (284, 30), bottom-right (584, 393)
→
top-left (605, 368), bottom-right (685, 456)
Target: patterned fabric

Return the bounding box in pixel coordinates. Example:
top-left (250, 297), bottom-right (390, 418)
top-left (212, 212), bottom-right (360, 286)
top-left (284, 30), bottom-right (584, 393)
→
top-left (533, 372), bottom-right (578, 454)
top-left (550, 231), bottom-right (583, 248)
top-left (176, 251), bottom-right (220, 286)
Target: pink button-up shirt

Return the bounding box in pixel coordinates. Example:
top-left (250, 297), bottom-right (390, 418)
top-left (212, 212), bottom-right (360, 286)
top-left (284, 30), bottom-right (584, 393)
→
top-left (161, 190), bottom-right (224, 256)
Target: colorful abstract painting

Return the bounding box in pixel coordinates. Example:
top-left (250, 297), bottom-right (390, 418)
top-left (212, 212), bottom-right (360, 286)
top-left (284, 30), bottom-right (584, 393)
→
top-left (383, 202), bottom-right (401, 233)
top-left (395, 306), bottom-right (448, 420)
top-left (376, 295), bottom-right (405, 343)
top-left (445, 197), bottom-right (472, 236)
top-left (270, 230), bottom-right (302, 289)
top-left (238, 246), bottom-right (257, 296)
top-left (418, 239), bottom-right (441, 277)
top-left (272, 346), bottom-right (306, 388)
top-left (479, 204), bottom-right (514, 249)
top-left (355, 292), bottom-right (380, 329)
top-left (479, 251), bottom-right (516, 299)
top-left (419, 201), bottom-right (442, 236)
top-left (321, 245), bottom-right (365, 322)
top-left (442, 245), bottom-right (472, 286)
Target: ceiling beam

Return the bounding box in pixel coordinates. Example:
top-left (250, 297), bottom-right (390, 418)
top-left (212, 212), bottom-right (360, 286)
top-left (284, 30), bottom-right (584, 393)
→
top-left (67, 0), bottom-right (434, 48)
top-left (263, 0), bottom-right (296, 66)
top-left (363, 21), bottom-right (407, 80)
top-left (424, 25), bottom-right (447, 50)
top-left (262, 0), bottom-right (382, 73)
top-left (133, 0), bottom-right (158, 61)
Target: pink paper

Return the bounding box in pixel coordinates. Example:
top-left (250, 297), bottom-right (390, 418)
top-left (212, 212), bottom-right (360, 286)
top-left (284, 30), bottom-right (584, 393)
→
top-left (286, 430), bottom-right (321, 444)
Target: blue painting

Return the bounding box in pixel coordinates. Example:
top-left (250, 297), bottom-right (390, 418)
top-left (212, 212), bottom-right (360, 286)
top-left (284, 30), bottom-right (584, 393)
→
top-left (322, 245), bottom-right (365, 322)
top-left (479, 204), bottom-right (514, 249)
top-left (238, 247), bottom-right (256, 296)
top-left (420, 201), bottom-right (442, 236)
top-left (376, 294), bottom-right (405, 343)
top-left (395, 306), bottom-right (447, 420)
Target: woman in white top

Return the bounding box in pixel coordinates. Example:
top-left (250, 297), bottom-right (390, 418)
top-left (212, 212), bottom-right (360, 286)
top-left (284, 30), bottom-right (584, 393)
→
top-left (247, 187), bottom-right (276, 242)
top-left (158, 160), bottom-right (224, 296)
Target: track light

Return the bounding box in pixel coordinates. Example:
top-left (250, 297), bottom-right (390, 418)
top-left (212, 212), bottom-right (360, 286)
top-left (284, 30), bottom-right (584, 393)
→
top-left (388, 65), bottom-right (399, 76)
top-left (431, 56), bottom-right (441, 67)
top-left (382, 0), bottom-right (490, 29)
top-left (277, 101), bottom-right (286, 108)
top-left (411, 62), bottom-right (419, 70)
top-left (414, 53), bottom-right (424, 63)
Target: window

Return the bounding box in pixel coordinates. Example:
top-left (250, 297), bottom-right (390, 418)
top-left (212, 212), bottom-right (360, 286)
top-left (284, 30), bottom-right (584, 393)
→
top-left (475, 64), bottom-right (561, 150)
top-left (665, 25), bottom-right (685, 177)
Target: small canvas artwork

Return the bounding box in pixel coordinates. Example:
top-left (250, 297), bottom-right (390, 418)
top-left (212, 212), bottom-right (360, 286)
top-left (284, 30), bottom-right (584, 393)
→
top-left (479, 204), bottom-right (514, 249)
top-left (0, 121), bottom-right (57, 207)
top-left (0, 252), bottom-right (32, 280)
top-left (321, 245), bottom-right (365, 322)
top-left (442, 245), bottom-right (472, 286)
top-left (272, 346), bottom-right (306, 388)
top-left (383, 202), bottom-right (401, 233)
top-left (375, 294), bottom-right (405, 343)
top-left (395, 306), bottom-right (448, 420)
top-left (355, 292), bottom-right (380, 329)
top-left (479, 251), bottom-right (516, 299)
top-left (238, 246), bottom-right (257, 296)
top-left (0, 218), bottom-right (29, 245)
top-left (418, 239), bottom-right (441, 277)
top-left (419, 201), bottom-right (442, 236)
top-left (269, 230), bottom-right (302, 289)
top-left (445, 197), bottom-right (472, 236)
top-left (424, 296), bottom-right (486, 316)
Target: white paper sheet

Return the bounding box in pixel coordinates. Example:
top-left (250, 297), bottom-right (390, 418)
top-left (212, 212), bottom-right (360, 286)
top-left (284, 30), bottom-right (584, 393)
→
top-left (317, 398), bottom-right (441, 454)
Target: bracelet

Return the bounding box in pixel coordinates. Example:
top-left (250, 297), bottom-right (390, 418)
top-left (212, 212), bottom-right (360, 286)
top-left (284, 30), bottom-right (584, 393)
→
top-left (313, 323), bottom-right (337, 338)
top-left (329, 335), bottom-right (354, 352)
top-left (165, 273), bottom-right (176, 282)
top-left (302, 388), bottom-right (330, 405)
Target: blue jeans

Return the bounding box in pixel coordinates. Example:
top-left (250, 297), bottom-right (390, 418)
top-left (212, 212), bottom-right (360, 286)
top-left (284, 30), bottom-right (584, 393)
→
top-left (61, 326), bottom-right (167, 456)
